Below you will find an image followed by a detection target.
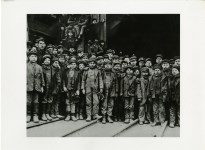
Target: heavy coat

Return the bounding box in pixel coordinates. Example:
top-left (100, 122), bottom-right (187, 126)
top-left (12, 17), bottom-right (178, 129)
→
top-left (110, 71), bottom-right (121, 97)
top-left (120, 75), bottom-right (136, 97)
top-left (81, 68), bottom-right (103, 93)
top-left (101, 69), bottom-right (116, 94)
top-left (42, 65), bottom-right (61, 95)
top-left (63, 69), bottom-right (79, 92)
top-left (27, 62), bottom-right (45, 92)
top-left (149, 74), bottom-right (168, 99)
top-left (138, 77), bottom-right (151, 105)
top-left (170, 74), bottom-right (180, 105)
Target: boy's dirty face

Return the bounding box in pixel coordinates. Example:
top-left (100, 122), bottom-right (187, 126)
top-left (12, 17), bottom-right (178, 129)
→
top-left (104, 58), bottom-right (109, 62)
top-left (83, 57), bottom-right (88, 61)
top-left (79, 64), bottom-right (85, 70)
top-left (142, 72), bottom-right (148, 77)
top-left (113, 59), bottom-right (118, 64)
top-left (134, 69), bottom-right (140, 76)
top-left (89, 62), bottom-right (96, 69)
top-left (162, 62), bottom-right (170, 69)
top-left (44, 58), bottom-right (50, 65)
top-left (38, 41), bottom-right (45, 50)
top-left (53, 49), bottom-right (58, 55)
top-left (59, 57), bottom-right (65, 64)
top-left (172, 68), bottom-right (179, 76)
top-left (78, 52), bottom-right (84, 57)
top-left (70, 63), bottom-right (77, 69)
top-left (114, 64), bottom-right (121, 71)
top-left (145, 61), bottom-right (152, 67)
top-left (124, 58), bottom-right (129, 63)
top-left (154, 68), bottom-right (161, 75)
top-left (53, 61), bottom-right (59, 68)
top-left (175, 59), bottom-right (180, 66)
top-left (69, 48), bottom-right (75, 53)
top-left (100, 42), bottom-right (105, 46)
top-left (156, 57), bottom-right (162, 64)
top-left (105, 63), bottom-right (112, 69)
top-left (47, 48), bottom-right (53, 54)
top-left (58, 48), bottom-right (63, 53)
top-left (122, 63), bottom-right (128, 69)
top-left (130, 60), bottom-right (137, 66)
top-left (126, 68), bottom-right (133, 75)
top-left (108, 53), bottom-right (113, 59)
top-left (139, 61), bottom-right (145, 67)
top-left (29, 54), bottom-right (37, 63)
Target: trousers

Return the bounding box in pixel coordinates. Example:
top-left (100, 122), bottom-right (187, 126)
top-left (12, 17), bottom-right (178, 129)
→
top-left (153, 96), bottom-right (166, 123)
top-left (27, 91), bottom-right (39, 115)
top-left (124, 97), bottom-right (135, 119)
top-left (86, 91), bottom-right (99, 116)
top-left (101, 92), bottom-right (114, 116)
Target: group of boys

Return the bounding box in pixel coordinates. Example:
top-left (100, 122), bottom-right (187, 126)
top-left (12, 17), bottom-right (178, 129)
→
top-left (27, 38), bottom-right (180, 128)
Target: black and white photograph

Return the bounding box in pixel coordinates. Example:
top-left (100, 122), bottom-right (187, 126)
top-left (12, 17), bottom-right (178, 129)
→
top-left (2, 1), bottom-right (205, 150)
top-left (26, 14), bottom-right (180, 137)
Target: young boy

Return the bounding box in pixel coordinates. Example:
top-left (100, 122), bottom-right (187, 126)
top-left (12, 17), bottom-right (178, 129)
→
top-left (137, 67), bottom-right (152, 125)
top-left (120, 65), bottom-right (136, 123)
top-left (149, 64), bottom-right (167, 126)
top-left (42, 56), bottom-right (62, 120)
top-left (155, 54), bottom-right (163, 65)
top-left (138, 57), bottom-right (145, 69)
top-left (169, 65), bottom-right (180, 128)
top-left (101, 60), bottom-right (115, 124)
top-left (81, 57), bottom-right (103, 121)
top-left (111, 61), bottom-right (122, 122)
top-left (50, 58), bottom-right (63, 119)
top-left (145, 58), bottom-right (154, 76)
top-left (174, 56), bottom-right (180, 67)
top-left (27, 49), bottom-right (45, 123)
top-left (76, 60), bottom-right (86, 120)
top-left (63, 59), bottom-right (79, 121)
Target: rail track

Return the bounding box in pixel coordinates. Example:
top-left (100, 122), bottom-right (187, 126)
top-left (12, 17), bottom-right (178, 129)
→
top-left (27, 119), bottom-right (172, 137)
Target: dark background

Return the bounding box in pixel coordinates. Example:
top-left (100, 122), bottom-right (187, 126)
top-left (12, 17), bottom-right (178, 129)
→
top-left (107, 14), bottom-right (180, 59)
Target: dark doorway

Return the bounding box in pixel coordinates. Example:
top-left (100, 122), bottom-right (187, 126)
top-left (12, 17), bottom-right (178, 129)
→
top-left (107, 14), bottom-right (180, 59)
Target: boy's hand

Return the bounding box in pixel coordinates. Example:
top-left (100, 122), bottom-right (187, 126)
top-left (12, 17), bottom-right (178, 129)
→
top-left (162, 95), bottom-right (166, 102)
top-left (41, 87), bottom-right (44, 93)
top-left (100, 89), bottom-right (103, 93)
top-left (82, 89), bottom-right (85, 94)
top-left (63, 87), bottom-right (68, 92)
top-left (138, 98), bottom-right (142, 101)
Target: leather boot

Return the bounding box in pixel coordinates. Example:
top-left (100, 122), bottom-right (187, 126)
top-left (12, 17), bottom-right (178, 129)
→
top-left (107, 116), bottom-right (113, 123)
top-left (93, 114), bottom-right (102, 120)
top-left (56, 114), bottom-right (64, 118)
top-left (50, 114), bottom-right (57, 118)
top-left (151, 122), bottom-right (158, 126)
top-left (169, 122), bottom-right (175, 128)
top-left (102, 116), bottom-right (106, 124)
top-left (33, 115), bottom-right (39, 123)
top-left (64, 114), bottom-right (71, 121)
top-left (42, 113), bottom-right (47, 121)
top-left (139, 121), bottom-right (144, 125)
top-left (79, 114), bottom-right (83, 120)
top-left (46, 114), bottom-right (52, 121)
top-left (124, 118), bottom-right (130, 124)
top-left (27, 115), bottom-right (31, 123)
top-left (86, 115), bottom-right (91, 122)
top-left (71, 114), bottom-right (77, 121)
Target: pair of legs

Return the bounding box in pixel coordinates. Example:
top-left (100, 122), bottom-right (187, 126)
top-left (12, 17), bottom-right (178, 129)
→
top-left (65, 90), bottom-right (77, 121)
top-left (124, 97), bottom-right (135, 123)
top-left (169, 101), bottom-right (180, 127)
top-left (76, 92), bottom-right (86, 120)
top-left (101, 93), bottom-right (114, 123)
top-left (27, 91), bottom-right (39, 123)
top-left (152, 95), bottom-right (166, 125)
top-left (85, 91), bottom-right (101, 121)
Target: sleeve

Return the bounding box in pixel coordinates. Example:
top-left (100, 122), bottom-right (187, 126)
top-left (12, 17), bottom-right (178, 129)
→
top-left (81, 71), bottom-right (87, 90)
top-left (98, 71), bottom-right (104, 90)
top-left (137, 79), bottom-right (143, 99)
top-left (40, 66), bottom-right (45, 87)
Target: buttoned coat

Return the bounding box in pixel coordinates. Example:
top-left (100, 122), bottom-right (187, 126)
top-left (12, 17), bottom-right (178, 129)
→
top-left (27, 62), bottom-right (45, 92)
top-left (120, 75), bottom-right (136, 97)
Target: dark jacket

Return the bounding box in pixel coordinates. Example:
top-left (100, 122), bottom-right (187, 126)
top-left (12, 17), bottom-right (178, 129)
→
top-left (42, 65), bottom-right (61, 95)
top-left (120, 75), bottom-right (136, 97)
top-left (27, 62), bottom-right (45, 92)
top-left (170, 74), bottom-right (180, 105)
top-left (63, 69), bottom-right (79, 92)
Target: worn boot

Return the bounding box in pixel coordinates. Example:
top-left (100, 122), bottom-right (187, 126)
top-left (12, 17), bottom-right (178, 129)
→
top-left (65, 113), bottom-right (71, 121)
top-left (79, 114), bottom-right (83, 120)
top-left (27, 115), bottom-right (31, 123)
top-left (56, 114), bottom-right (64, 118)
top-left (151, 122), bottom-right (158, 127)
top-left (71, 114), bottom-right (77, 121)
top-left (102, 116), bottom-right (106, 124)
top-left (42, 113), bottom-right (47, 121)
top-left (86, 115), bottom-right (91, 122)
top-left (139, 121), bottom-right (144, 125)
top-left (107, 116), bottom-right (114, 123)
top-left (50, 114), bottom-right (57, 118)
top-left (46, 114), bottom-right (52, 121)
top-left (169, 122), bottom-right (175, 128)
top-left (124, 118), bottom-right (130, 124)
top-left (93, 114), bottom-right (102, 120)
top-left (76, 115), bottom-right (79, 120)
top-left (33, 115), bottom-right (39, 123)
